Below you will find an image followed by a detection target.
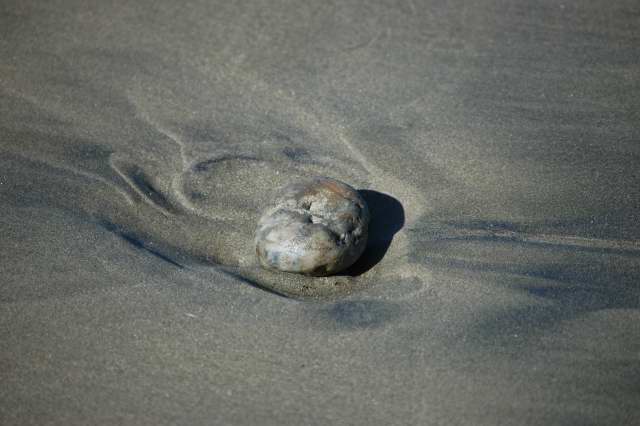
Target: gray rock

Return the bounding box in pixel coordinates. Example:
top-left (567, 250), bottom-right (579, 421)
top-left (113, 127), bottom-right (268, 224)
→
top-left (255, 177), bottom-right (370, 276)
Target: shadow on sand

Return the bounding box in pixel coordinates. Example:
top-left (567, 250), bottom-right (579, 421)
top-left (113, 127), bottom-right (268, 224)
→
top-left (346, 190), bottom-right (405, 276)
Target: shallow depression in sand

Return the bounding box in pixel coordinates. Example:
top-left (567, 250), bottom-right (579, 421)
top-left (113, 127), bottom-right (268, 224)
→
top-left (101, 134), bottom-right (386, 298)
top-left (181, 156), bottom-right (306, 222)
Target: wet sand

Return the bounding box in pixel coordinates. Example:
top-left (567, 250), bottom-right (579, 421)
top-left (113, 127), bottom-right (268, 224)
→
top-left (1, 0), bottom-right (639, 424)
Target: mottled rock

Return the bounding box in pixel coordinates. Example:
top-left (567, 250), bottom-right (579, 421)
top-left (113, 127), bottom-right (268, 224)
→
top-left (255, 177), bottom-right (370, 276)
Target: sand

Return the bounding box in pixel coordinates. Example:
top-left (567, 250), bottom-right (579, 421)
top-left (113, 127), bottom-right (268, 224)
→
top-left (1, 0), bottom-right (639, 424)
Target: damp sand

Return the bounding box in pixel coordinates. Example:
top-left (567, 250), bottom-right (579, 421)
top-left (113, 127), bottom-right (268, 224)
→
top-left (1, 0), bottom-right (639, 424)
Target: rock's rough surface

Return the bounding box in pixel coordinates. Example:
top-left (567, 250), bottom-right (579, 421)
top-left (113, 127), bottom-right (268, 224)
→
top-left (255, 177), bottom-right (370, 276)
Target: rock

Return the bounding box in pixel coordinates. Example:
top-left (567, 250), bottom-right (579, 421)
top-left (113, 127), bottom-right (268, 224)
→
top-left (255, 177), bottom-right (370, 276)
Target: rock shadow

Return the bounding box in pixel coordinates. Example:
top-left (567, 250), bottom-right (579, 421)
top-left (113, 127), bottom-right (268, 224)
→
top-left (346, 190), bottom-right (405, 276)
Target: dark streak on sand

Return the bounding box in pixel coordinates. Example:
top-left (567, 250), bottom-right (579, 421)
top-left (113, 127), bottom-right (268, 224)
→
top-left (127, 167), bottom-right (178, 214)
top-left (323, 300), bottom-right (401, 330)
top-left (97, 220), bottom-right (185, 269)
top-left (220, 270), bottom-right (292, 299)
top-left (192, 155), bottom-right (262, 172)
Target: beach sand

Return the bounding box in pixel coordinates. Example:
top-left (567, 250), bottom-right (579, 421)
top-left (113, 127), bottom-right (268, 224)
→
top-left (1, 0), bottom-right (639, 424)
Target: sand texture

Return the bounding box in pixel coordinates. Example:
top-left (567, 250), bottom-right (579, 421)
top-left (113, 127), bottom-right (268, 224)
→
top-left (1, 0), bottom-right (639, 424)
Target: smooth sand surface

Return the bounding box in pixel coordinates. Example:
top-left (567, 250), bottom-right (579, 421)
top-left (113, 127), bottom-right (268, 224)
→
top-left (1, 0), bottom-right (639, 424)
